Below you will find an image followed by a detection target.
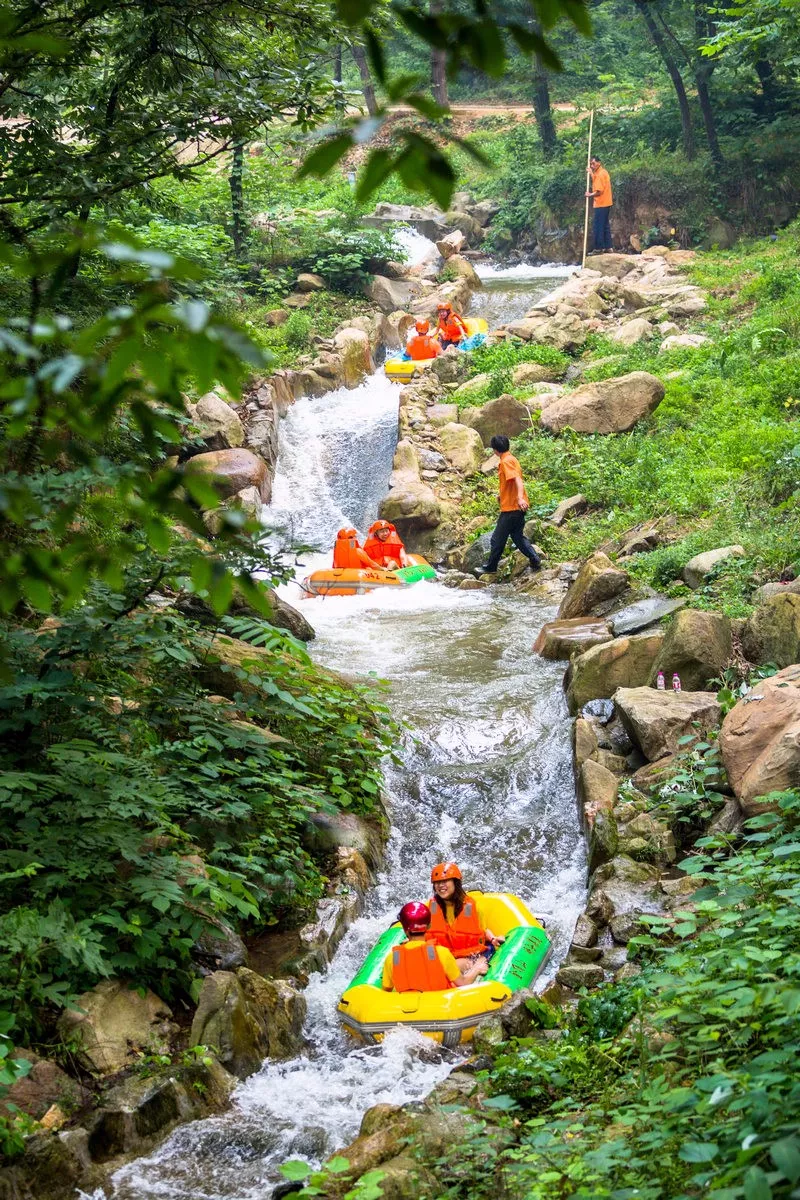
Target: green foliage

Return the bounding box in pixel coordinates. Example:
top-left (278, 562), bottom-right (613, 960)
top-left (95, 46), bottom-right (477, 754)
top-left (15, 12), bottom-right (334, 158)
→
top-left (0, 1012), bottom-right (32, 1158)
top-left (432, 792), bottom-right (800, 1200)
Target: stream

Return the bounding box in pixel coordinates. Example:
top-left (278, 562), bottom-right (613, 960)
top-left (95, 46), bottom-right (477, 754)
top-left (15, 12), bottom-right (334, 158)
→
top-left (86, 257), bottom-right (585, 1200)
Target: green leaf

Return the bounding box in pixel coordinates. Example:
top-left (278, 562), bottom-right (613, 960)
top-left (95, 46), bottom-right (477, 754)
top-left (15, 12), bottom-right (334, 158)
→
top-left (743, 1167), bottom-right (772, 1200)
top-left (327, 1156), bottom-right (351, 1174)
top-left (297, 134), bottom-right (353, 179)
top-left (770, 1139), bottom-right (800, 1185)
top-left (679, 1142), bottom-right (720, 1163)
top-left (482, 1094), bottom-right (519, 1110)
top-left (280, 1160), bottom-right (312, 1182)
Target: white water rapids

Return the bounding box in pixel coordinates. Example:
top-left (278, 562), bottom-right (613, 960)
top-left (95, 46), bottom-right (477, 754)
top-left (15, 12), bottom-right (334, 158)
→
top-left (87, 269), bottom-right (584, 1200)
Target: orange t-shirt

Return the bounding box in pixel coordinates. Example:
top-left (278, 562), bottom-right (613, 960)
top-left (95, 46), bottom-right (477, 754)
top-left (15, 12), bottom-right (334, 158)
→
top-left (591, 166), bottom-right (612, 208)
top-left (498, 453), bottom-right (529, 512)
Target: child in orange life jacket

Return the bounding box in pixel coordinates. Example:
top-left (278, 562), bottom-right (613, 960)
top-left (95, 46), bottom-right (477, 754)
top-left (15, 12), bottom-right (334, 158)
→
top-left (363, 520), bottom-right (410, 570)
top-left (331, 528), bottom-right (380, 571)
top-left (426, 862), bottom-right (504, 971)
top-left (436, 302), bottom-right (469, 349)
top-left (406, 319), bottom-right (441, 362)
top-left (382, 902), bottom-right (489, 993)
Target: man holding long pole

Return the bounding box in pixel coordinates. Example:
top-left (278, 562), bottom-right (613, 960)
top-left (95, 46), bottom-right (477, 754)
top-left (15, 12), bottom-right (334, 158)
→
top-left (586, 155), bottom-right (613, 254)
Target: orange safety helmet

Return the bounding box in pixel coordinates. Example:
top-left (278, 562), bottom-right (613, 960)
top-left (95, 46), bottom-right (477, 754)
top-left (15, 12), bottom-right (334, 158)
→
top-left (431, 861), bottom-right (462, 883)
top-left (437, 301), bottom-right (452, 312)
top-left (369, 519), bottom-right (391, 534)
top-left (336, 528), bottom-right (349, 539)
top-left (415, 319), bottom-right (430, 334)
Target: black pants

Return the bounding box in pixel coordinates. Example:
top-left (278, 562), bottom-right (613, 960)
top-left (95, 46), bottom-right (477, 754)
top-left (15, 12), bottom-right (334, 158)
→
top-left (593, 206), bottom-right (613, 251)
top-left (485, 510), bottom-right (540, 572)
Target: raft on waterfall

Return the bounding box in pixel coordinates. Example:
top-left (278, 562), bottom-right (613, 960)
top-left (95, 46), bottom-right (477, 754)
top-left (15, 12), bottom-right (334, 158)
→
top-left (338, 893), bottom-right (550, 1047)
top-left (384, 318), bottom-right (489, 383)
top-left (302, 556), bottom-right (436, 598)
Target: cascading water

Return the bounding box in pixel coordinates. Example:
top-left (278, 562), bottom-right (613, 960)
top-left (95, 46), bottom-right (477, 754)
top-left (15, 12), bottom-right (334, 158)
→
top-left (86, 270), bottom-right (585, 1200)
top-left (475, 262), bottom-right (579, 327)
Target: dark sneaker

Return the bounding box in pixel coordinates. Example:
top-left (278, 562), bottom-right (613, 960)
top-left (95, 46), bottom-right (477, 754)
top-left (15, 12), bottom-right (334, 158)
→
top-left (475, 564), bottom-right (496, 576)
top-left (529, 556), bottom-right (541, 572)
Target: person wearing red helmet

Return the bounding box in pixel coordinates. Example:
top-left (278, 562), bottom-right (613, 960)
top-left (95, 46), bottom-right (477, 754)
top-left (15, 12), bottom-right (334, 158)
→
top-left (406, 319), bottom-right (442, 362)
top-left (382, 901), bottom-right (489, 992)
top-left (426, 862), bottom-right (504, 970)
top-left (332, 528), bottom-right (381, 571)
top-left (436, 302), bottom-right (469, 349)
top-left (363, 519), bottom-right (410, 570)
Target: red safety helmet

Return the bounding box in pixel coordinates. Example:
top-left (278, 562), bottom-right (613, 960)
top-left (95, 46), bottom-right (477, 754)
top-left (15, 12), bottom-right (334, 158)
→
top-left (415, 319), bottom-right (430, 333)
top-left (431, 861), bottom-right (462, 883)
top-left (398, 901), bottom-right (431, 935)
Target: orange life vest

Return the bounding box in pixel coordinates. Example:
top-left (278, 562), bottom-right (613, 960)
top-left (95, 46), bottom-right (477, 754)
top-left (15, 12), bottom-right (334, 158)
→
top-left (363, 532), bottom-right (405, 567)
top-left (437, 314), bottom-right (468, 343)
top-left (406, 334), bottom-right (441, 361)
top-left (426, 896), bottom-right (486, 957)
top-left (332, 534), bottom-right (379, 571)
top-left (391, 941), bottom-right (453, 992)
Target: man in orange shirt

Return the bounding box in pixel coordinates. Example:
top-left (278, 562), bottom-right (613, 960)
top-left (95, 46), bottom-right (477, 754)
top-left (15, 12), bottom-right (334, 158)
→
top-left (586, 155), bottom-right (613, 252)
top-left (477, 435), bottom-right (541, 575)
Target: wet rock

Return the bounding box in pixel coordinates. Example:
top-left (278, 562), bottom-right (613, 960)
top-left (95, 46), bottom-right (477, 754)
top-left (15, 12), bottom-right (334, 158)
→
top-left (261, 588), bottom-right (315, 642)
top-left (379, 478), bottom-right (441, 534)
top-left (590, 855), bottom-right (661, 916)
top-left (558, 552), bottom-right (629, 620)
top-left (539, 372), bottom-right (665, 435)
top-left (624, 813), bottom-right (676, 863)
top-left (650, 608), bottom-right (732, 689)
top-left (566, 631), bottom-right (664, 712)
top-left (610, 596), bottom-right (685, 637)
top-left (582, 698), bottom-right (615, 723)
top-left (708, 795), bottom-right (745, 837)
top-left (57, 981), bottom-right (175, 1076)
top-left (742, 593), bottom-right (800, 668)
top-left (0, 1128), bottom-right (93, 1200)
top-left (549, 493), bottom-right (587, 526)
top-left (614, 686), bottom-right (722, 762)
top-left (460, 532), bottom-right (493, 576)
top-left (579, 759), bottom-right (618, 825)
top-left (719, 663), bottom-right (800, 814)
top-left (569, 944), bottom-right (603, 963)
top-left (302, 811), bottom-right (383, 871)
top-left (610, 911), bottom-right (645, 944)
top-left (572, 912), bottom-right (599, 947)
top-left (585, 888), bottom-right (615, 927)
top-left (360, 1103), bottom-right (403, 1138)
top-left (589, 809), bottom-right (619, 872)
top-left (556, 962), bottom-right (604, 990)
top-left (184, 447), bottom-right (272, 504)
top-left (472, 1015), bottom-right (505, 1054)
top-left (438, 422), bottom-right (485, 473)
top-left (193, 922), bottom-right (249, 972)
top-left (682, 545), bottom-right (745, 589)
top-left (418, 448), bottom-right (447, 471)
top-left (333, 327), bottom-right (374, 387)
top-left (237, 969), bottom-right (307, 1060)
top-left (595, 749), bottom-right (628, 775)
top-left (534, 617), bottom-right (612, 661)
top-left (574, 718), bottom-right (599, 769)
top-left (189, 969), bottom-right (306, 1079)
top-left (443, 254), bottom-right (482, 288)
top-left (460, 393), bottom-right (535, 444)
top-left (437, 229), bottom-right (466, 258)
top-left (457, 577), bottom-right (486, 590)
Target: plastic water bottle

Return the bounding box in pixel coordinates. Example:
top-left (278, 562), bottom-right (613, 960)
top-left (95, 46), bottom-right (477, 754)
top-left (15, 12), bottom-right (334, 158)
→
top-left (672, 673), bottom-right (682, 692)
top-left (656, 671), bottom-right (665, 690)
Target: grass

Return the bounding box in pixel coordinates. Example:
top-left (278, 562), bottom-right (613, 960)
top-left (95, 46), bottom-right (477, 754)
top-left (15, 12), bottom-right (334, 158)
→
top-left (456, 221), bottom-right (800, 615)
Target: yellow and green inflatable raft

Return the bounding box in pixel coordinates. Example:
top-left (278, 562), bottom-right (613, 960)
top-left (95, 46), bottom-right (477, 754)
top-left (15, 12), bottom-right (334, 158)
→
top-left (384, 317), bottom-right (489, 383)
top-left (338, 892), bottom-right (550, 1047)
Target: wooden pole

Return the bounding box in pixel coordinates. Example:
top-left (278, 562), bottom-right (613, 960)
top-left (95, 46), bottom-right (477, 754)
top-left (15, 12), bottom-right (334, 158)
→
top-left (581, 108), bottom-right (595, 269)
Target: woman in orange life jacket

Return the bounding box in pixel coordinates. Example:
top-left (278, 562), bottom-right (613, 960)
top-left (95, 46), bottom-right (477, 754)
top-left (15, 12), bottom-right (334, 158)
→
top-left (382, 902), bottom-right (489, 992)
top-left (406, 319), bottom-right (442, 362)
top-left (426, 862), bottom-right (504, 971)
top-left (331, 528), bottom-right (380, 571)
top-left (363, 519), bottom-right (410, 571)
top-left (436, 302), bottom-right (469, 350)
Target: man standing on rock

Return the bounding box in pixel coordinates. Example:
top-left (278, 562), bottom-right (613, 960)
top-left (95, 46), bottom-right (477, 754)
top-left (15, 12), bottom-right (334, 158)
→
top-left (478, 435), bottom-right (541, 576)
top-left (586, 155), bottom-right (613, 253)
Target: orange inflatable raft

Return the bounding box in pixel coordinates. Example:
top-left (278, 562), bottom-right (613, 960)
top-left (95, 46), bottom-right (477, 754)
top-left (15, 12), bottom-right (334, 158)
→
top-left (302, 556), bottom-right (436, 598)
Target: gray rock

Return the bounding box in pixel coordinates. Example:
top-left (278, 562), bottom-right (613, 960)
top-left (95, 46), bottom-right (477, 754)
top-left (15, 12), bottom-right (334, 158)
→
top-left (549, 494), bottom-right (587, 526)
top-left (193, 923), bottom-right (249, 972)
top-left (610, 596), bottom-right (686, 636)
top-left (461, 532), bottom-right (493, 575)
top-left (609, 911), bottom-right (645, 944)
top-left (57, 981), bottom-right (176, 1076)
top-left (614, 686), bottom-right (722, 761)
top-left (572, 912), bottom-right (599, 948)
top-left (556, 963), bottom-right (604, 990)
top-left (682, 545), bottom-right (745, 589)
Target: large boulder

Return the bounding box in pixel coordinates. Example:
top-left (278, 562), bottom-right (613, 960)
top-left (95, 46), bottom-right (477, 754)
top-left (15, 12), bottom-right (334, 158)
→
top-left (442, 254), bottom-right (482, 288)
top-left (719, 663), bottom-right (800, 814)
top-left (365, 275), bottom-right (418, 313)
top-left (437, 422), bottom-right (485, 474)
top-left (189, 390), bottom-right (244, 451)
top-left (558, 552), bottom-right (629, 620)
top-left (189, 969), bottom-right (305, 1079)
top-left (460, 393), bottom-right (534, 444)
top-left (506, 311), bottom-right (587, 352)
top-left (436, 229), bottom-right (466, 259)
top-left (296, 272), bottom-right (325, 292)
top-left (550, 494), bottom-right (587, 525)
top-left (579, 759), bottom-right (618, 825)
top-left (613, 686), bottom-right (722, 761)
top-left (566, 631), bottom-right (664, 713)
top-left (261, 588), bottom-right (315, 642)
top-left (453, 373), bottom-right (490, 402)
top-left (333, 327), bottom-right (374, 387)
top-left (184, 448), bottom-right (272, 503)
top-left (302, 810), bottom-right (383, 871)
top-left (610, 318), bottom-right (653, 348)
top-left (587, 253), bottom-right (639, 279)
top-left (512, 361), bottom-right (563, 387)
top-left (57, 981), bottom-right (175, 1075)
top-left (539, 372), bottom-right (665, 435)
top-left (650, 608), bottom-right (732, 690)
top-left (610, 596), bottom-right (685, 636)
top-left (1, 1051), bottom-right (86, 1120)
top-left (660, 333), bottom-right (712, 352)
top-left (742, 593), bottom-right (800, 668)
top-left (443, 209), bottom-right (484, 245)
top-left (681, 545), bottom-right (745, 589)
top-left (379, 480), bottom-right (442, 533)
top-left (533, 617), bottom-right (612, 661)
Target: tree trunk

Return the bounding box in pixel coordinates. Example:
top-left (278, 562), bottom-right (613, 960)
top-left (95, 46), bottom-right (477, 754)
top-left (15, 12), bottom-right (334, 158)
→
top-left (634, 0), bottom-right (695, 160)
top-left (430, 0), bottom-right (448, 106)
top-left (350, 43), bottom-right (378, 116)
top-left (694, 0), bottom-right (724, 168)
top-left (531, 47), bottom-right (558, 157)
top-left (229, 141), bottom-right (245, 259)
top-left (754, 57), bottom-right (778, 119)
top-left (333, 44), bottom-right (345, 115)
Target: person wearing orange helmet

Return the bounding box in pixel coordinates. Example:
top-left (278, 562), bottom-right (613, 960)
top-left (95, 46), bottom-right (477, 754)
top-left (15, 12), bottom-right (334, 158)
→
top-left (436, 302), bottom-right (469, 349)
top-left (406, 319), bottom-right (442, 362)
top-left (363, 519), bottom-right (410, 571)
top-left (331, 528), bottom-right (381, 571)
top-left (426, 862), bottom-right (504, 970)
top-left (382, 901), bottom-right (489, 992)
